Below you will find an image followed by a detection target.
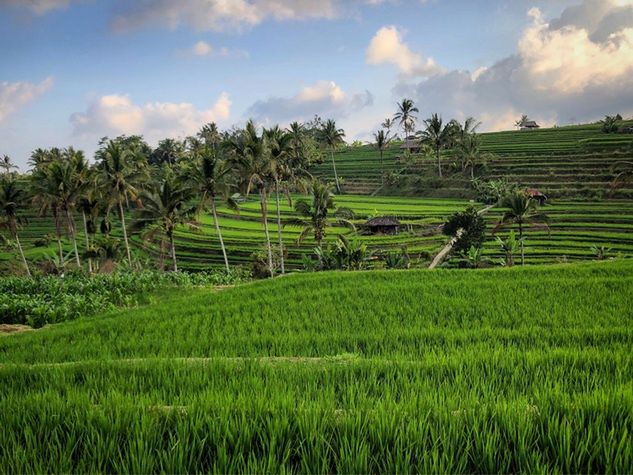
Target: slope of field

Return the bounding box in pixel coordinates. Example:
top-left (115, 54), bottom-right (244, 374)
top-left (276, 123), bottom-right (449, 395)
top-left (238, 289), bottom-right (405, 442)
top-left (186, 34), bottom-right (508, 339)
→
top-left (3, 196), bottom-right (633, 271)
top-left (312, 122), bottom-right (633, 197)
top-left (1, 261), bottom-right (631, 472)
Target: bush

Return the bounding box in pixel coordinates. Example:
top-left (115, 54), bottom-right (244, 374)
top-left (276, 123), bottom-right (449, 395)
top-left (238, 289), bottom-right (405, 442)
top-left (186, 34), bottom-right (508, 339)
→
top-left (443, 207), bottom-right (486, 256)
top-left (0, 270), bottom-right (245, 327)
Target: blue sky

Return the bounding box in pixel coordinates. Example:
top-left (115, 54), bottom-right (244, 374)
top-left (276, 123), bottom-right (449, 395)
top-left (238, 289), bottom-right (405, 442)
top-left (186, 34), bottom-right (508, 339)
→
top-left (2, 0), bottom-right (633, 168)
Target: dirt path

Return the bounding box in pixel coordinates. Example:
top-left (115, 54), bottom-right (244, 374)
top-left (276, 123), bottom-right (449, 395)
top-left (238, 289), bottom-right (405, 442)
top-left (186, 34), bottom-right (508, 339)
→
top-left (428, 204), bottom-right (495, 269)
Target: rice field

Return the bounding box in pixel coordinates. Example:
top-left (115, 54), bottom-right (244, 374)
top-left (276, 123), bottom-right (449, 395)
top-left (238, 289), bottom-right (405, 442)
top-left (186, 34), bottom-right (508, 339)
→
top-left (3, 195), bottom-right (633, 271)
top-left (1, 260), bottom-right (631, 472)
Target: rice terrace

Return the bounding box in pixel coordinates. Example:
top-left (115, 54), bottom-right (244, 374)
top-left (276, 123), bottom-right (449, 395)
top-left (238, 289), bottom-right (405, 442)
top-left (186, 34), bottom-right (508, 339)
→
top-left (1, 1), bottom-right (633, 474)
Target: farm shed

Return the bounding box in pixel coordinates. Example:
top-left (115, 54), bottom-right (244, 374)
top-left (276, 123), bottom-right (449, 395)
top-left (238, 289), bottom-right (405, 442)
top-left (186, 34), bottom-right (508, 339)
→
top-left (520, 121), bottom-right (540, 130)
top-left (399, 136), bottom-right (422, 154)
top-left (366, 216), bottom-right (401, 235)
top-left (526, 187), bottom-right (548, 205)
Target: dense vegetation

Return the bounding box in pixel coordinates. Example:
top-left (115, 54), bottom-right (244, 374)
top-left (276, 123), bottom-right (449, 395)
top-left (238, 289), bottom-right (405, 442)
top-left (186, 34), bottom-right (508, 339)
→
top-left (0, 270), bottom-right (243, 327)
top-left (1, 260), bottom-right (631, 472)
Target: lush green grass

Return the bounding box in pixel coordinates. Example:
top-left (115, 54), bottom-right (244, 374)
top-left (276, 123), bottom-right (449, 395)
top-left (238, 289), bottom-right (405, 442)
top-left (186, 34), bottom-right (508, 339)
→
top-left (1, 260), bottom-right (631, 472)
top-left (312, 122), bottom-right (633, 198)
top-left (3, 195), bottom-right (633, 271)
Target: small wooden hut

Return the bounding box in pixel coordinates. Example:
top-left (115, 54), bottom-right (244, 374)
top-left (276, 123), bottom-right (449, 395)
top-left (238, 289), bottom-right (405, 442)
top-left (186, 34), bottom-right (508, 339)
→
top-left (366, 216), bottom-right (401, 235)
top-left (526, 187), bottom-right (547, 205)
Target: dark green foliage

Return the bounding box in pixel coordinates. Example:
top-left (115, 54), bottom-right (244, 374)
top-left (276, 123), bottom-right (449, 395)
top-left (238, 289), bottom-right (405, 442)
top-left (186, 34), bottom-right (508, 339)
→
top-left (0, 271), bottom-right (244, 327)
top-left (443, 206), bottom-right (486, 255)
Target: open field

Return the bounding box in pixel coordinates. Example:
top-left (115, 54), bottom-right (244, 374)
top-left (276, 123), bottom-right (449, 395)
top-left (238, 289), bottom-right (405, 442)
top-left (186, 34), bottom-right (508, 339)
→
top-left (3, 195), bottom-right (633, 271)
top-left (1, 260), bottom-right (631, 472)
top-left (312, 123), bottom-right (633, 197)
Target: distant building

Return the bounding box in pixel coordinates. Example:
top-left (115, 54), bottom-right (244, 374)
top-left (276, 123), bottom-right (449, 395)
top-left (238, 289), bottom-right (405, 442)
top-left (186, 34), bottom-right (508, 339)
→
top-left (526, 187), bottom-right (547, 205)
top-left (399, 136), bottom-right (422, 154)
top-left (520, 121), bottom-right (540, 130)
top-left (366, 216), bottom-right (401, 235)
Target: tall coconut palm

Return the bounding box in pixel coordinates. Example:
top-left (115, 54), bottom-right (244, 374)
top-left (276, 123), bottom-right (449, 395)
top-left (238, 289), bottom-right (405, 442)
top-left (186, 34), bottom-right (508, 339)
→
top-left (381, 118), bottom-right (395, 136)
top-left (452, 117), bottom-right (481, 142)
top-left (0, 155), bottom-right (17, 175)
top-left (96, 141), bottom-right (146, 267)
top-left (228, 120), bottom-right (275, 277)
top-left (495, 192), bottom-right (549, 266)
top-left (373, 130), bottom-right (391, 184)
top-left (419, 113), bottom-right (455, 178)
top-left (186, 144), bottom-right (236, 272)
top-left (265, 126), bottom-right (295, 274)
top-left (318, 119), bottom-right (345, 194)
top-left (291, 180), bottom-right (355, 250)
top-left (456, 134), bottom-right (490, 179)
top-left (393, 99), bottom-right (419, 138)
top-left (132, 173), bottom-right (196, 272)
top-left (0, 176), bottom-right (31, 277)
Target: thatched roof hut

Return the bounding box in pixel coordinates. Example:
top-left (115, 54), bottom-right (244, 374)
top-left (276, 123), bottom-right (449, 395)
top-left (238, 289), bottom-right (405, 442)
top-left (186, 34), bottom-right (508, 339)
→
top-left (526, 187), bottom-right (547, 205)
top-left (520, 121), bottom-right (540, 130)
top-left (366, 216), bottom-right (401, 235)
top-left (399, 136), bottom-right (422, 154)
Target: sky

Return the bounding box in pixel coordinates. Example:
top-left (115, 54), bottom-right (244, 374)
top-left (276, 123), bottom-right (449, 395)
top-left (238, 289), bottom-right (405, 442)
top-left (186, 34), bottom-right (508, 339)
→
top-left (1, 0), bottom-right (633, 169)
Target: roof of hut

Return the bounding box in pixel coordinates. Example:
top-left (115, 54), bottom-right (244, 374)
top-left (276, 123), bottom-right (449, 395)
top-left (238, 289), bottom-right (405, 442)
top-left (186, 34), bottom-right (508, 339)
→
top-left (366, 216), bottom-right (401, 227)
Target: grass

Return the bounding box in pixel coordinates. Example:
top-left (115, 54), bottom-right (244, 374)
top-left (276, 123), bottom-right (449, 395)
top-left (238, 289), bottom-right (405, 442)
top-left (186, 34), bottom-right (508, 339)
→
top-left (0, 260), bottom-right (632, 472)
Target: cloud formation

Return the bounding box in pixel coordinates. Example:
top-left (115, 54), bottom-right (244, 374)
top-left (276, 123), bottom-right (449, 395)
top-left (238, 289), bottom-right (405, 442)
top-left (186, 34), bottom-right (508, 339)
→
top-left (112, 0), bottom-right (385, 32)
top-left (0, 77), bottom-right (54, 122)
top-left (0, 0), bottom-right (72, 15)
top-left (389, 0), bottom-right (633, 131)
top-left (190, 41), bottom-right (249, 59)
top-left (247, 80), bottom-right (373, 124)
top-left (70, 92), bottom-right (231, 143)
top-left (366, 26), bottom-right (443, 77)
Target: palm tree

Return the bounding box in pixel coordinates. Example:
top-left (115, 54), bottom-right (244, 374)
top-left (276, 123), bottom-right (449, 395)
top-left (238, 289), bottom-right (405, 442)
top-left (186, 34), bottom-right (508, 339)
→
top-left (381, 118), bottom-right (395, 136)
top-left (419, 113), bottom-right (455, 178)
top-left (186, 143), bottom-right (235, 272)
top-left (291, 180), bottom-right (355, 249)
top-left (495, 192), bottom-right (549, 266)
top-left (228, 120), bottom-right (275, 277)
top-left (0, 155), bottom-right (18, 174)
top-left (96, 141), bottom-right (146, 267)
top-left (265, 126), bottom-right (294, 274)
top-left (132, 173), bottom-right (196, 272)
top-left (456, 134), bottom-right (490, 179)
top-left (514, 115), bottom-right (529, 129)
top-left (393, 99), bottom-right (419, 138)
top-left (0, 176), bottom-right (31, 277)
top-left (452, 117), bottom-right (481, 142)
top-left (373, 130), bottom-right (391, 184)
top-left (318, 119), bottom-right (345, 194)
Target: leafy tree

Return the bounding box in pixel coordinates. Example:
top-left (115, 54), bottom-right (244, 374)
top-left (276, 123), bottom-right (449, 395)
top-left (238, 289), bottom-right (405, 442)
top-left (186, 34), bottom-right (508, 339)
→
top-left (151, 138), bottom-right (185, 166)
top-left (227, 120), bottom-right (275, 277)
top-left (456, 134), bottom-right (490, 179)
top-left (591, 244), bottom-right (611, 260)
top-left (443, 206), bottom-right (486, 256)
top-left (495, 192), bottom-right (550, 266)
top-left (185, 143), bottom-right (236, 273)
top-left (317, 119), bottom-right (346, 194)
top-left (496, 230), bottom-right (521, 267)
top-left (419, 113), bottom-right (455, 178)
top-left (600, 115), bottom-right (622, 133)
top-left (393, 98), bottom-right (418, 138)
top-left (471, 178), bottom-right (519, 205)
top-left (373, 129), bottom-right (391, 184)
top-left (0, 176), bottom-right (31, 276)
top-left (291, 180), bottom-right (355, 250)
top-left (132, 172), bottom-right (196, 272)
top-left (96, 140), bottom-right (147, 266)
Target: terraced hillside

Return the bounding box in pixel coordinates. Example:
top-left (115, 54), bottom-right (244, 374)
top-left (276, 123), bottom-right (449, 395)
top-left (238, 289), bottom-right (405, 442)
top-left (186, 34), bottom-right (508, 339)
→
top-left (1, 261), bottom-right (632, 472)
top-left (3, 196), bottom-right (633, 272)
top-left (312, 122), bottom-right (633, 197)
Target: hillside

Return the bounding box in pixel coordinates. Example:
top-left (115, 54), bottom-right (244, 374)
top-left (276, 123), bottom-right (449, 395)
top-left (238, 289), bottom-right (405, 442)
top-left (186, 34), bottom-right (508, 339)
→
top-left (311, 122), bottom-right (633, 197)
top-left (1, 260), bottom-right (631, 472)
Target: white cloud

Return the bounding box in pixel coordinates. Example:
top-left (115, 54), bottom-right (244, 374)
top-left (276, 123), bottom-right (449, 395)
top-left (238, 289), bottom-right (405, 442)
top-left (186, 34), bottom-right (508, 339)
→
top-left (70, 92), bottom-right (231, 143)
top-left (189, 40), bottom-right (249, 59)
top-left (0, 0), bottom-right (73, 14)
top-left (366, 26), bottom-right (443, 77)
top-left (247, 80), bottom-right (372, 124)
top-left (392, 0), bottom-right (633, 132)
top-left (112, 0), bottom-right (400, 32)
top-left (0, 77), bottom-right (54, 122)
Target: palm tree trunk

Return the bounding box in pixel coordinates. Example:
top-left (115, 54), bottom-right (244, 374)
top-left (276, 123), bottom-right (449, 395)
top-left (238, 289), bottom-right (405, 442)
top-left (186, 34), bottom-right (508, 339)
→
top-left (259, 188), bottom-right (274, 277)
top-left (275, 179), bottom-right (285, 274)
top-left (437, 146), bottom-right (442, 178)
top-left (210, 198), bottom-right (230, 272)
top-left (118, 200), bottom-right (132, 267)
top-left (471, 165), bottom-right (475, 180)
top-left (331, 149), bottom-right (341, 194)
top-left (519, 222), bottom-right (525, 266)
top-left (13, 230), bottom-right (31, 278)
top-left (66, 209), bottom-right (81, 268)
top-left (81, 211), bottom-right (93, 274)
top-left (169, 231), bottom-right (178, 272)
top-left (54, 210), bottom-right (63, 262)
